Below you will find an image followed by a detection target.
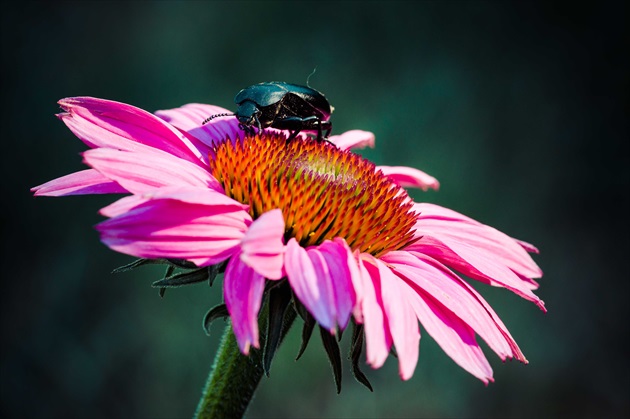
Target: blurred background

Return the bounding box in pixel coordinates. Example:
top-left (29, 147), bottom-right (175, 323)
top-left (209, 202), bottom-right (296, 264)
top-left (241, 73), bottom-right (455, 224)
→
top-left (1, 1), bottom-right (627, 418)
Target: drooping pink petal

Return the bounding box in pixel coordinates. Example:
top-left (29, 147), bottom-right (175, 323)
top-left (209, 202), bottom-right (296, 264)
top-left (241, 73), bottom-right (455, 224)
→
top-left (382, 251), bottom-right (525, 362)
top-left (58, 97), bottom-right (206, 166)
top-left (371, 257), bottom-right (420, 380)
top-left (378, 165), bottom-right (440, 191)
top-left (402, 280), bottom-right (494, 383)
top-left (413, 203), bottom-right (543, 280)
top-left (224, 252), bottom-right (266, 355)
top-left (239, 209), bottom-right (286, 280)
top-left (284, 238), bottom-right (336, 332)
top-left (356, 255), bottom-right (392, 369)
top-left (315, 239), bottom-right (357, 330)
top-left (96, 192), bottom-right (251, 267)
top-left (82, 148), bottom-right (223, 194)
top-left (329, 130), bottom-right (375, 150)
top-left (407, 238), bottom-right (546, 311)
top-left (31, 169), bottom-right (127, 196)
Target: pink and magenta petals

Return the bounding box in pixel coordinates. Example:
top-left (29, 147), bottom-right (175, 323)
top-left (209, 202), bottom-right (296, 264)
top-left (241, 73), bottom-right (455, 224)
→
top-left (224, 253), bottom-right (266, 355)
top-left (328, 130), bottom-right (375, 150)
top-left (58, 97), bottom-right (205, 166)
top-left (285, 239), bottom-right (336, 332)
top-left (96, 196), bottom-right (250, 267)
top-left (382, 251), bottom-right (523, 362)
top-left (82, 148), bottom-right (223, 194)
top-left (408, 237), bottom-right (546, 311)
top-left (239, 209), bottom-right (286, 280)
top-left (403, 283), bottom-right (494, 383)
top-left (378, 165), bottom-right (440, 191)
top-left (413, 203), bottom-right (543, 280)
top-left (31, 169), bottom-right (127, 196)
top-left (356, 255), bottom-right (392, 369)
top-left (373, 258), bottom-right (420, 380)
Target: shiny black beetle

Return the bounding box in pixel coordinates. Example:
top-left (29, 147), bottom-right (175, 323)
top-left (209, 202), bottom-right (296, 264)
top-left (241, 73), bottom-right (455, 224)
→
top-left (204, 82), bottom-right (333, 142)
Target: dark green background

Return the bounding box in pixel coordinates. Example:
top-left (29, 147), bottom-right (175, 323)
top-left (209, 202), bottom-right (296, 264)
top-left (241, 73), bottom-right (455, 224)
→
top-left (2, 1), bottom-right (627, 418)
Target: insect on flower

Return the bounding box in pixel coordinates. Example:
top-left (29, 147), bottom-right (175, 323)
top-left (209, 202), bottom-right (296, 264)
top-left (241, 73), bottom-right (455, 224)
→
top-left (203, 81), bottom-right (333, 142)
top-left (32, 95), bottom-right (544, 392)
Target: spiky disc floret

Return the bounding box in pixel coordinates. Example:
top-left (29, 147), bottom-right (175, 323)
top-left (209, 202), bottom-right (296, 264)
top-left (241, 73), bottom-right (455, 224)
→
top-left (209, 134), bottom-right (418, 257)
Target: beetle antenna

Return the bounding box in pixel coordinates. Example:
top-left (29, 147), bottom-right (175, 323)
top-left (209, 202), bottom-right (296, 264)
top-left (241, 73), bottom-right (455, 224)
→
top-left (306, 67), bottom-right (317, 87)
top-left (202, 113), bottom-right (234, 125)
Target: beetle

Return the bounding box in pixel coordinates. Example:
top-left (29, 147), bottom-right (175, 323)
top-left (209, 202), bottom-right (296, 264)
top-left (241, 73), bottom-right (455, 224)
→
top-left (203, 82), bottom-right (333, 142)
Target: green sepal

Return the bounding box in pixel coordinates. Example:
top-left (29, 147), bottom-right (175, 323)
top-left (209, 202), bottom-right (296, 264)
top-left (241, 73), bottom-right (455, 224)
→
top-left (263, 282), bottom-right (292, 376)
top-left (350, 323), bottom-right (373, 392)
top-left (159, 265), bottom-right (176, 298)
top-left (319, 326), bottom-right (342, 394)
top-left (295, 311), bottom-right (315, 361)
top-left (111, 258), bottom-right (165, 273)
top-left (151, 264), bottom-right (219, 288)
top-left (203, 304), bottom-right (229, 336)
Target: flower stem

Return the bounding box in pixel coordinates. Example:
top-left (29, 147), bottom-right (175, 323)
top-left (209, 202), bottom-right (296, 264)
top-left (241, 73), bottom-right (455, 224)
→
top-left (194, 305), bottom-right (296, 419)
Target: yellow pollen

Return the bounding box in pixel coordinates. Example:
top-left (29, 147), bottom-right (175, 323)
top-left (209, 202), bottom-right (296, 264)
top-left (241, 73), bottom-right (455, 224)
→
top-left (209, 133), bottom-right (419, 257)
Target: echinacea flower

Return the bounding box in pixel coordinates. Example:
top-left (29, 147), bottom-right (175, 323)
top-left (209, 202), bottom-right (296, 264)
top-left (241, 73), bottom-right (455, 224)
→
top-left (32, 97), bottom-right (543, 390)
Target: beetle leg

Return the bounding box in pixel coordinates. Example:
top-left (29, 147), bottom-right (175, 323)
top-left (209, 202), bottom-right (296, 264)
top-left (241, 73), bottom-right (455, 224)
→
top-left (286, 130), bottom-right (301, 143)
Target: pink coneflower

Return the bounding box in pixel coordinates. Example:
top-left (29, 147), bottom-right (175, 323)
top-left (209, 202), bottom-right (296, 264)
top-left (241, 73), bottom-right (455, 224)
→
top-left (32, 97), bottom-right (543, 388)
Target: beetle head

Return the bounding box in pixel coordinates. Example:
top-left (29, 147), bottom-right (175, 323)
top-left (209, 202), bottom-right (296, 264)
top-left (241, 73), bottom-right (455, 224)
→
top-left (236, 101), bottom-right (262, 128)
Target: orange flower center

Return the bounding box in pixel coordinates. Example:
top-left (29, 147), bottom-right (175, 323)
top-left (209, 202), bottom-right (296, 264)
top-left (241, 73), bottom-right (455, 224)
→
top-left (209, 133), bottom-right (418, 257)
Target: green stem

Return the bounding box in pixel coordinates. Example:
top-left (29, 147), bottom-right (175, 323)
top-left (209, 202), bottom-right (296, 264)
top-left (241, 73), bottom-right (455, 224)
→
top-left (194, 306), bottom-right (296, 418)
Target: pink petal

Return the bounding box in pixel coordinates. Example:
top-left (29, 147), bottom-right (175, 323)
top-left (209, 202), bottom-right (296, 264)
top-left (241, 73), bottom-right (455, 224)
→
top-left (58, 97), bottom-right (206, 166)
top-left (123, 185), bottom-right (248, 209)
top-left (99, 195), bottom-right (149, 218)
top-left (239, 209), bottom-right (286, 280)
top-left (378, 165), bottom-right (440, 191)
top-left (155, 103), bottom-right (232, 131)
top-left (101, 185), bottom-right (247, 219)
top-left (373, 257), bottom-right (420, 380)
top-left (382, 251), bottom-right (525, 362)
top-left (356, 255), bottom-right (392, 369)
top-left (413, 203), bottom-right (543, 280)
top-left (403, 281), bottom-right (494, 383)
top-left (284, 238), bottom-right (336, 332)
top-left (515, 239), bottom-right (540, 254)
top-left (407, 237), bottom-right (546, 311)
top-left (82, 148), bottom-right (223, 194)
top-left (96, 192), bottom-right (251, 267)
top-left (315, 239), bottom-right (357, 330)
top-left (224, 252), bottom-right (265, 355)
top-left (328, 130), bottom-right (375, 150)
top-left (31, 169), bottom-right (127, 196)
top-left (155, 103), bottom-right (246, 161)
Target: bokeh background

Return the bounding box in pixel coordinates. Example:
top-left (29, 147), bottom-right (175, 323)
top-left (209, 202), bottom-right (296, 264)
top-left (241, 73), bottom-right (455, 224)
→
top-left (2, 1), bottom-right (627, 418)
